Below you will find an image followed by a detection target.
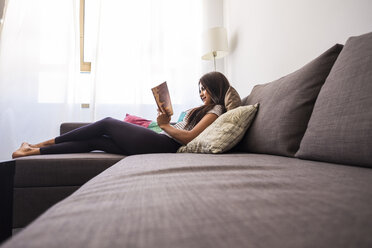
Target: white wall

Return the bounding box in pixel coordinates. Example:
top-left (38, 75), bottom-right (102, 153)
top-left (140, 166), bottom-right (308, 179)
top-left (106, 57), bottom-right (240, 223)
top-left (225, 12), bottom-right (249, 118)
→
top-left (224, 0), bottom-right (372, 97)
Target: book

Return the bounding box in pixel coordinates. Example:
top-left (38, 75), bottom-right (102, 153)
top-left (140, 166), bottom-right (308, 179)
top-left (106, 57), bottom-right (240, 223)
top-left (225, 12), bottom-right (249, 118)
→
top-left (151, 81), bottom-right (173, 116)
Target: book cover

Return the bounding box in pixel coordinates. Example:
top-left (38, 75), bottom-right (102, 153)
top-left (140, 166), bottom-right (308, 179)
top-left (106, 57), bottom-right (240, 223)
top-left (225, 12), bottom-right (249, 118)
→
top-left (151, 81), bottom-right (173, 116)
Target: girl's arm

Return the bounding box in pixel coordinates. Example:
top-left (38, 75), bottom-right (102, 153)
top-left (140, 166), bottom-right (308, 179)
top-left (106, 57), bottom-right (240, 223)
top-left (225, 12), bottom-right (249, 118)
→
top-left (157, 113), bottom-right (218, 145)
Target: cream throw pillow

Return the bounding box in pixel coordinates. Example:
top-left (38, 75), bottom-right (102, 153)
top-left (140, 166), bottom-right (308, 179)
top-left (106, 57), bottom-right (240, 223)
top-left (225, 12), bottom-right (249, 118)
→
top-left (177, 104), bottom-right (259, 154)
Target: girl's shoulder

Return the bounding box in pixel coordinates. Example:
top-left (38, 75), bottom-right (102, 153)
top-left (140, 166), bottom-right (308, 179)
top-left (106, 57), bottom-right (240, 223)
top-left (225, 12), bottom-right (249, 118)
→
top-left (207, 104), bottom-right (225, 117)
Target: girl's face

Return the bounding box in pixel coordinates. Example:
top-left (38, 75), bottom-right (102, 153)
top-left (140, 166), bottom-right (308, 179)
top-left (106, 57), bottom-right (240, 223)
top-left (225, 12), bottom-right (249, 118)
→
top-left (199, 83), bottom-right (212, 105)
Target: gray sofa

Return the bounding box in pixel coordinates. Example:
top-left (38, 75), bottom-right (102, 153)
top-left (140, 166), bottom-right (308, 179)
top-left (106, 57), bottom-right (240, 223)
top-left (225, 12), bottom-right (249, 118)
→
top-left (1, 32), bottom-right (372, 248)
top-left (11, 123), bottom-right (125, 229)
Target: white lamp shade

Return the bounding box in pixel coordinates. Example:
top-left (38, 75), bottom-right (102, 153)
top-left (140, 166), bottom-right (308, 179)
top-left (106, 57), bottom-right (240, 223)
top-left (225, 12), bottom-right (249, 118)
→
top-left (202, 27), bottom-right (228, 60)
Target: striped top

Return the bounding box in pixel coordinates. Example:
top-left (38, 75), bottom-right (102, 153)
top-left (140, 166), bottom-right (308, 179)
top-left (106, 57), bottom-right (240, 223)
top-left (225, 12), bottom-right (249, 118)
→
top-left (162, 105), bottom-right (225, 142)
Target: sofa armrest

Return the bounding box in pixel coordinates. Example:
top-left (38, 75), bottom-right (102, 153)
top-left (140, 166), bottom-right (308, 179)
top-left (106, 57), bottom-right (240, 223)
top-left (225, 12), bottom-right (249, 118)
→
top-left (60, 123), bottom-right (91, 135)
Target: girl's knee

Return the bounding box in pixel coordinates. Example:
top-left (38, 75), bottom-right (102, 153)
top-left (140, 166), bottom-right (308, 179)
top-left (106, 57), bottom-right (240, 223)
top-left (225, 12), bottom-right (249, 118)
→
top-left (102, 117), bottom-right (114, 121)
top-left (95, 117), bottom-right (115, 131)
top-left (100, 117), bottom-right (115, 124)
top-left (100, 117), bottom-right (120, 131)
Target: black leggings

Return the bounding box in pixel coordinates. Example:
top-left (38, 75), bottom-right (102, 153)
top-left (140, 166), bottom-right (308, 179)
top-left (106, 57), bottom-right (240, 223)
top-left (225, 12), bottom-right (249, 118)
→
top-left (40, 117), bottom-right (181, 155)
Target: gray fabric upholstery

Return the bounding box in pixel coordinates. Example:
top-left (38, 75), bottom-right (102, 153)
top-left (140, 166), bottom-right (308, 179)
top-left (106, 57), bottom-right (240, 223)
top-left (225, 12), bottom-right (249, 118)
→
top-left (3, 153), bottom-right (372, 248)
top-left (13, 186), bottom-right (79, 228)
top-left (12, 152), bottom-right (125, 228)
top-left (296, 32), bottom-right (372, 167)
top-left (14, 153), bottom-right (125, 187)
top-left (237, 44), bottom-right (343, 157)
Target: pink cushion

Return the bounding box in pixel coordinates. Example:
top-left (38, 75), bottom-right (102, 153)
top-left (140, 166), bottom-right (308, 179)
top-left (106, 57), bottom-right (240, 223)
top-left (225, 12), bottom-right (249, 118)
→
top-left (124, 114), bottom-right (152, 128)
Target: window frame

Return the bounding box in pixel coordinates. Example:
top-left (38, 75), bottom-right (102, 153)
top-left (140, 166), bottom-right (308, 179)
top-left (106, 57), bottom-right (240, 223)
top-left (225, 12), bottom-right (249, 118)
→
top-left (79, 0), bottom-right (91, 72)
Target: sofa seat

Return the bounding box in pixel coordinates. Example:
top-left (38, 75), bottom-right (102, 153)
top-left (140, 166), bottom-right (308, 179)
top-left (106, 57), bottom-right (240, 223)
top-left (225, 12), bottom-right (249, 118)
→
top-left (4, 153), bottom-right (372, 248)
top-left (13, 152), bottom-right (125, 228)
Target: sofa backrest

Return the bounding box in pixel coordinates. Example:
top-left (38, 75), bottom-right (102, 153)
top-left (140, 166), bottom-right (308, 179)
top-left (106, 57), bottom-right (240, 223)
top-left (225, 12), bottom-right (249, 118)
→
top-left (236, 44), bottom-right (343, 157)
top-left (296, 32), bottom-right (372, 168)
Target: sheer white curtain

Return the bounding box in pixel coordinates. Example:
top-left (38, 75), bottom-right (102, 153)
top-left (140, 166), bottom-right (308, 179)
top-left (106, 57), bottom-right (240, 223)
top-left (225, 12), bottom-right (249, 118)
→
top-left (0, 0), bottom-right (83, 161)
top-left (90, 0), bottom-right (203, 121)
top-left (0, 0), bottom-right (209, 161)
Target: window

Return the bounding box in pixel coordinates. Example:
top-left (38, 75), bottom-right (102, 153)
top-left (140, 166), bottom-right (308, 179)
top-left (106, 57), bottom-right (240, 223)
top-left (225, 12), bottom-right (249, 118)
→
top-left (79, 0), bottom-right (91, 72)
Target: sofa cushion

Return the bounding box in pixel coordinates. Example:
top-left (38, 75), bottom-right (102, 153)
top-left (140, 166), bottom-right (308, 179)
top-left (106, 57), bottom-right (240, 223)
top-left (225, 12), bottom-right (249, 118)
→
top-left (237, 44), bottom-right (343, 157)
top-left (124, 114), bottom-right (162, 133)
top-left (124, 114), bottom-right (151, 127)
top-left (177, 104), bottom-right (258, 153)
top-left (296, 32), bottom-right (372, 167)
top-left (14, 153), bottom-right (125, 187)
top-left (224, 86), bottom-right (242, 111)
top-left (3, 153), bottom-right (372, 248)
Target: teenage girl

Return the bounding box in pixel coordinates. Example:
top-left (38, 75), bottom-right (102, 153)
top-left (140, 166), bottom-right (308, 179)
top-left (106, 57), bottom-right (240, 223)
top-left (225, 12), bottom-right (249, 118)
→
top-left (12, 72), bottom-right (230, 158)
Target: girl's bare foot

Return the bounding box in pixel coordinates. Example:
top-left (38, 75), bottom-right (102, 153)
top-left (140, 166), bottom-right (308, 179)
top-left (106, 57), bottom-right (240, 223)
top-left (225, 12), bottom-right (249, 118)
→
top-left (18, 142), bottom-right (39, 149)
top-left (20, 142), bottom-right (31, 149)
top-left (12, 145), bottom-right (40, 159)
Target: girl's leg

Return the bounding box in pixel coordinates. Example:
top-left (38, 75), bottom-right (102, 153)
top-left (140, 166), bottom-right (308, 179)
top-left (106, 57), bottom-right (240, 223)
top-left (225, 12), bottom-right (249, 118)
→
top-left (13, 117), bottom-right (181, 157)
top-left (40, 136), bottom-right (124, 155)
top-left (55, 117), bottom-right (181, 154)
top-left (18, 117), bottom-right (123, 151)
top-left (12, 118), bottom-right (120, 158)
top-left (26, 117), bottom-right (117, 148)
top-left (93, 118), bottom-right (181, 155)
top-left (54, 117), bottom-right (122, 144)
top-left (13, 136), bottom-right (124, 158)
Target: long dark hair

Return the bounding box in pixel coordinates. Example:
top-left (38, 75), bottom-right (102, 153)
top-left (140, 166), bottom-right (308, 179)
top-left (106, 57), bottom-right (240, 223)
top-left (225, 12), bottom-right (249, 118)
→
top-left (185, 72), bottom-right (230, 129)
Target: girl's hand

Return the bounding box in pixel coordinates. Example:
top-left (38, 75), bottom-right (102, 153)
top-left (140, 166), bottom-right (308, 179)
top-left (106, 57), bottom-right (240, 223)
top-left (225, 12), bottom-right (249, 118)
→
top-left (157, 112), bottom-right (171, 128)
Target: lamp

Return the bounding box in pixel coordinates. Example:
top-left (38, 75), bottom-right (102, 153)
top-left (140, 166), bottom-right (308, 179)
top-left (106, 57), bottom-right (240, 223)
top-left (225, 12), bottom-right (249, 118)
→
top-left (202, 27), bottom-right (228, 71)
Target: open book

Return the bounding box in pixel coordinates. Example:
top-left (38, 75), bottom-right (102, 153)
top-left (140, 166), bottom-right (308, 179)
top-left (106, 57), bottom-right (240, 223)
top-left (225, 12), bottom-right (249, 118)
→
top-left (151, 81), bottom-right (173, 116)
